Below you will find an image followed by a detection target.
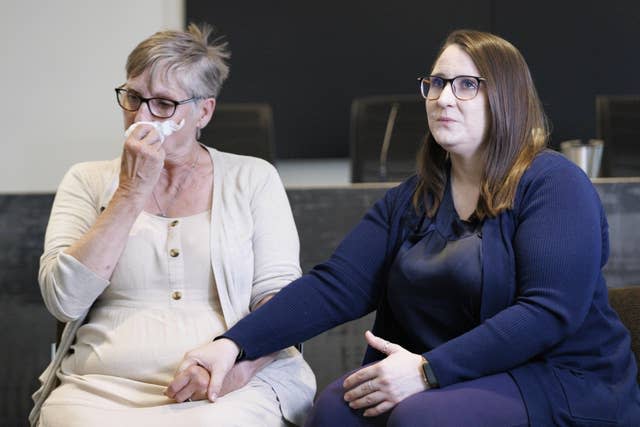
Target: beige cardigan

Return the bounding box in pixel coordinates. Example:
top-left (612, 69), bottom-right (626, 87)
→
top-left (30, 147), bottom-right (316, 426)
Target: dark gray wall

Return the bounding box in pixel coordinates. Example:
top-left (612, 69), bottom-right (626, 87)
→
top-left (186, 0), bottom-right (640, 159)
top-left (0, 195), bottom-right (55, 427)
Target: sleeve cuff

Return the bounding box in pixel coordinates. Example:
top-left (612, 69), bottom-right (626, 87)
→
top-left (47, 252), bottom-right (110, 320)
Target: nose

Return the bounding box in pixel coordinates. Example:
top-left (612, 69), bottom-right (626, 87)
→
top-left (133, 101), bottom-right (154, 122)
top-left (436, 81), bottom-right (456, 106)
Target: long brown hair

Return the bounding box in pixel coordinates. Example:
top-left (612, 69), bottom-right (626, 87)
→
top-left (414, 30), bottom-right (549, 218)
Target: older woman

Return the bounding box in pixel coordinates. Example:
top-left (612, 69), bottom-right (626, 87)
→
top-left (177, 30), bottom-right (640, 426)
top-left (30, 24), bottom-right (314, 427)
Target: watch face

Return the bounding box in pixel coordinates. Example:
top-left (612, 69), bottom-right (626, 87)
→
top-left (421, 358), bottom-right (431, 388)
top-left (422, 358), bottom-right (439, 388)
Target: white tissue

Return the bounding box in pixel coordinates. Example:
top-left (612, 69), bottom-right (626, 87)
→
top-left (124, 119), bottom-right (185, 145)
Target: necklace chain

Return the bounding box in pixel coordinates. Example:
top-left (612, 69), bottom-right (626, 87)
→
top-left (152, 148), bottom-right (200, 218)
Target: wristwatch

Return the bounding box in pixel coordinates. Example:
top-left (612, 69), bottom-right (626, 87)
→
top-left (420, 356), bottom-right (439, 389)
top-left (235, 347), bottom-right (246, 362)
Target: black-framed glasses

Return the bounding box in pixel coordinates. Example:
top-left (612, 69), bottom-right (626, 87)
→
top-left (418, 75), bottom-right (486, 101)
top-left (115, 87), bottom-right (199, 118)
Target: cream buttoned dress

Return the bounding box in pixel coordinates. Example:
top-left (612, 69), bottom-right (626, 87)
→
top-left (33, 148), bottom-right (315, 426)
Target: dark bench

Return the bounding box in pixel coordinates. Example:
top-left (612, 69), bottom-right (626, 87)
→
top-left (1, 178), bottom-right (639, 426)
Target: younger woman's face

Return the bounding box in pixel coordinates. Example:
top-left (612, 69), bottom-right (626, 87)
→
top-left (426, 44), bottom-right (490, 160)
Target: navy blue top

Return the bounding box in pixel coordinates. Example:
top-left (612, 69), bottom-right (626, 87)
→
top-left (226, 151), bottom-right (640, 426)
top-left (387, 173), bottom-right (483, 354)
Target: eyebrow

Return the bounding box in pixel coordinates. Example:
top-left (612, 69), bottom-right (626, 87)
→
top-left (122, 86), bottom-right (176, 99)
top-left (429, 72), bottom-right (453, 78)
top-left (122, 86), bottom-right (141, 96)
top-left (150, 90), bottom-right (177, 99)
top-left (429, 74), bottom-right (480, 79)
top-left (428, 73), bottom-right (451, 79)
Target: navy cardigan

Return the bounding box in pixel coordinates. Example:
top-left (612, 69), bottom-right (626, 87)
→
top-left (226, 151), bottom-right (640, 425)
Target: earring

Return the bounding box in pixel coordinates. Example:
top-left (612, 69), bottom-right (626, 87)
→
top-left (196, 127), bottom-right (201, 141)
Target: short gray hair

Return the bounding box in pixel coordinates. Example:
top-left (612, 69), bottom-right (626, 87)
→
top-left (126, 23), bottom-right (230, 98)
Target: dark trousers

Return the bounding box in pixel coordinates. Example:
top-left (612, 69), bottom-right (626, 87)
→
top-left (305, 371), bottom-right (528, 427)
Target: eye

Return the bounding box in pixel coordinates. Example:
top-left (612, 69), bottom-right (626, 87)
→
top-left (125, 93), bottom-right (141, 103)
top-left (459, 78), bottom-right (478, 90)
top-left (429, 77), bottom-right (445, 88)
top-left (151, 98), bottom-right (175, 111)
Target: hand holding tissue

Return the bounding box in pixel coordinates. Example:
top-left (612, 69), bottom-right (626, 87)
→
top-left (124, 119), bottom-right (185, 145)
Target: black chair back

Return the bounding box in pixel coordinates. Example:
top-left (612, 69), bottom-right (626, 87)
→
top-left (596, 95), bottom-right (640, 177)
top-left (350, 95), bottom-right (426, 183)
top-left (200, 103), bottom-right (276, 164)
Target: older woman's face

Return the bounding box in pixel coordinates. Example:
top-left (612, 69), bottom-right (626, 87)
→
top-left (426, 44), bottom-right (489, 160)
top-left (122, 68), bottom-right (203, 147)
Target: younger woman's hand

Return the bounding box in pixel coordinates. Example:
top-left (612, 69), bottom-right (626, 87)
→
top-left (342, 331), bottom-right (428, 417)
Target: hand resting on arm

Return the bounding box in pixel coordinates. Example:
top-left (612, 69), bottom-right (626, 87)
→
top-left (166, 295), bottom-right (279, 402)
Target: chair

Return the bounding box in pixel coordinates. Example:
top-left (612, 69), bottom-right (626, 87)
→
top-left (200, 103), bottom-right (276, 164)
top-left (595, 95), bottom-right (640, 177)
top-left (350, 94), bottom-right (427, 183)
top-left (607, 286), bottom-right (640, 382)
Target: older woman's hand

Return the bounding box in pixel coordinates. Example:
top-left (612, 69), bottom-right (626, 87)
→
top-left (118, 123), bottom-right (165, 199)
top-left (343, 331), bottom-right (428, 417)
top-left (167, 298), bottom-right (279, 402)
top-left (166, 358), bottom-right (273, 402)
top-left (165, 364), bottom-right (210, 402)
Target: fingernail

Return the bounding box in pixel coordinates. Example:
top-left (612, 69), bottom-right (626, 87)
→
top-left (209, 393), bottom-right (217, 401)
